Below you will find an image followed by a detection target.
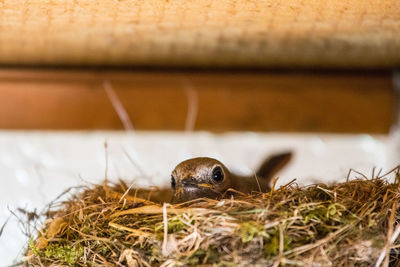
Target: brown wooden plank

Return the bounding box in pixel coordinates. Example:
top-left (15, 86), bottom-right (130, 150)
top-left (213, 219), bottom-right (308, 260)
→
top-left (0, 69), bottom-right (394, 133)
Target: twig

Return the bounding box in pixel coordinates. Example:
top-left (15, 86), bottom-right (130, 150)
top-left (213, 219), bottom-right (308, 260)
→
top-left (103, 141), bottom-right (109, 199)
top-left (182, 79), bottom-right (198, 132)
top-left (376, 202), bottom-right (398, 267)
top-left (272, 223), bottom-right (285, 267)
top-left (284, 223), bottom-right (355, 256)
top-left (162, 203), bottom-right (169, 256)
top-left (103, 80), bottom-right (134, 131)
top-left (253, 172), bottom-right (262, 193)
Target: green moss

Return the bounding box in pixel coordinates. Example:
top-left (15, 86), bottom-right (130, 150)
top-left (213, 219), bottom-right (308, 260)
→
top-left (154, 214), bottom-right (194, 234)
top-left (213, 260), bottom-right (237, 267)
top-left (28, 238), bottom-right (41, 256)
top-left (183, 246), bottom-right (219, 265)
top-left (239, 221), bottom-right (269, 243)
top-left (44, 244), bottom-right (84, 266)
top-left (300, 202), bottom-right (353, 228)
top-left (151, 246), bottom-right (161, 262)
top-left (263, 227), bottom-right (292, 256)
top-left (100, 246), bottom-right (109, 256)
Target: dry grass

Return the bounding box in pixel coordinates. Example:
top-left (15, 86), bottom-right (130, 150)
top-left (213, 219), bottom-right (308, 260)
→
top-left (23, 169), bottom-right (400, 266)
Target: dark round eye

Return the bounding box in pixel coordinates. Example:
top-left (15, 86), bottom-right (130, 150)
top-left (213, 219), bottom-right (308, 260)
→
top-left (171, 176), bottom-right (176, 188)
top-left (212, 166), bottom-right (224, 183)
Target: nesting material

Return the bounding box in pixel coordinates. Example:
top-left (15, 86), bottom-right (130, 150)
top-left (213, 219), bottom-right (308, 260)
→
top-left (24, 172), bottom-right (400, 266)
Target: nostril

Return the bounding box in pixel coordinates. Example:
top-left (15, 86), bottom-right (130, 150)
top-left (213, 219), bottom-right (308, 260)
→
top-left (182, 177), bottom-right (195, 186)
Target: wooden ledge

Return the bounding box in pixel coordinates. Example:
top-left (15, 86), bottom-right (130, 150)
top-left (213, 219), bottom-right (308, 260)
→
top-left (0, 69), bottom-right (395, 133)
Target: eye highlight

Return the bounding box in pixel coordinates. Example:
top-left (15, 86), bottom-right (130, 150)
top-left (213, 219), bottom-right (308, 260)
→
top-left (211, 166), bottom-right (224, 183)
top-left (171, 175), bottom-right (176, 188)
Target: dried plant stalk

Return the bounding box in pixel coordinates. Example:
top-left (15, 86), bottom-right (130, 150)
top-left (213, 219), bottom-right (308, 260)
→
top-left (24, 171), bottom-right (400, 266)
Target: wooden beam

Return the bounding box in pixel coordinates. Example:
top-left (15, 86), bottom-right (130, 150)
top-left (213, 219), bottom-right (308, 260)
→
top-left (0, 69), bottom-right (394, 133)
top-left (1, 0), bottom-right (399, 68)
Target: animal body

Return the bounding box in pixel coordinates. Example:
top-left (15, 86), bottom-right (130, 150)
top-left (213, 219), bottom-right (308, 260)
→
top-left (170, 152), bottom-right (292, 203)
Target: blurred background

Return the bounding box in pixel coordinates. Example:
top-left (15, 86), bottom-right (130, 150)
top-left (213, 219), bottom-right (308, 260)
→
top-left (0, 0), bottom-right (400, 265)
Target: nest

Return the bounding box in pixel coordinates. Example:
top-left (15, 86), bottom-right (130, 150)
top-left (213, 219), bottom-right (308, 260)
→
top-left (23, 170), bottom-right (400, 266)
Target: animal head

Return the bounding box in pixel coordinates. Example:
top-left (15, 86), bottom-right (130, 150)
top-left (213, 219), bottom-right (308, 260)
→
top-left (170, 157), bottom-right (231, 203)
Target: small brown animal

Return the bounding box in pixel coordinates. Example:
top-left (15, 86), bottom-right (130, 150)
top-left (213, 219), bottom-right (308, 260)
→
top-left (170, 152), bottom-right (292, 203)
